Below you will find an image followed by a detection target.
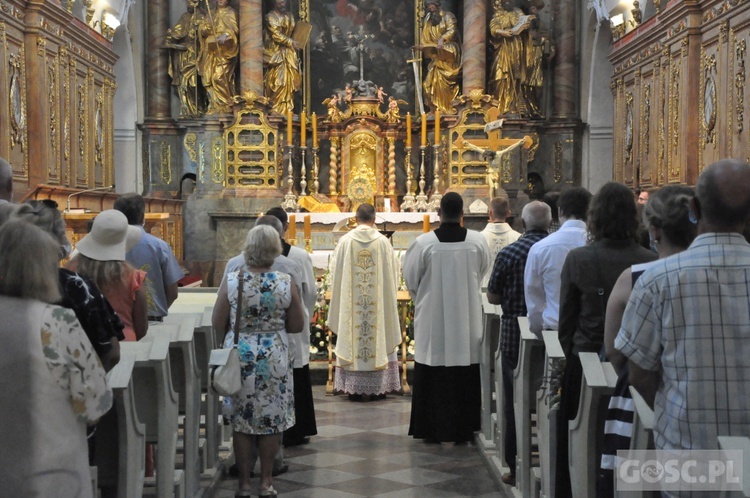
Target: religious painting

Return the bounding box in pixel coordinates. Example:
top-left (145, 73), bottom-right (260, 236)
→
top-left (306, 0), bottom-right (416, 116)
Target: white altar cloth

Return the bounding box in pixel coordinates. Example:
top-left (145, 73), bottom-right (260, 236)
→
top-left (290, 212), bottom-right (439, 226)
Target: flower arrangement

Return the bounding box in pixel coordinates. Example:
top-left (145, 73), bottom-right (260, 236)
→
top-left (309, 261), bottom-right (335, 361)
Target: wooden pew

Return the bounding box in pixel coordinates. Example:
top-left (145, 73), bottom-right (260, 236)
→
top-left (717, 436), bottom-right (750, 497)
top-left (121, 336), bottom-right (183, 498)
top-left (616, 386), bottom-right (658, 498)
top-left (164, 308), bottom-right (222, 476)
top-left (478, 294), bottom-right (502, 451)
top-left (514, 317), bottom-right (545, 497)
top-left (148, 322), bottom-right (202, 498)
top-left (94, 358), bottom-right (146, 498)
top-left (490, 317), bottom-right (510, 482)
top-left (569, 352), bottom-right (617, 498)
top-left (536, 330), bottom-right (565, 498)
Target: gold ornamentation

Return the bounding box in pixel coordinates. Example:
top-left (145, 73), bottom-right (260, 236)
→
top-left (37, 35), bottom-right (46, 56)
top-left (95, 92), bottom-right (104, 165)
top-left (699, 51), bottom-right (717, 151)
top-left (387, 135), bottom-right (396, 195)
top-left (625, 92), bottom-right (634, 165)
top-left (211, 137), bottom-right (224, 184)
top-left (669, 60), bottom-right (681, 179)
top-left (298, 0), bottom-right (309, 22)
top-left (736, 38), bottom-right (746, 136)
top-left (160, 142), bottom-right (172, 184)
top-left (184, 133), bottom-right (198, 163)
top-left (643, 83), bottom-right (651, 161)
top-left (456, 89), bottom-right (495, 110)
top-left (49, 63), bottom-right (59, 179)
top-left (198, 141), bottom-right (206, 181)
top-left (553, 141), bottom-right (563, 183)
top-left (223, 108), bottom-right (278, 188)
top-left (329, 136), bottom-right (339, 195)
top-left (78, 82), bottom-right (87, 163)
top-left (720, 21), bottom-right (729, 44)
top-left (347, 163), bottom-right (376, 211)
top-left (9, 52), bottom-right (27, 153)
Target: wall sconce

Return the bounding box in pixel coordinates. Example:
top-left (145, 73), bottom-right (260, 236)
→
top-left (610, 14), bottom-right (625, 40)
top-left (102, 12), bottom-right (120, 40)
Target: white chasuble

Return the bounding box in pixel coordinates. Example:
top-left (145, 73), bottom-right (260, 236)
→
top-left (402, 231), bottom-right (491, 367)
top-left (328, 225), bottom-right (401, 371)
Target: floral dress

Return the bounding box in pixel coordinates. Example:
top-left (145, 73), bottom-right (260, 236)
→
top-left (223, 270), bottom-right (295, 435)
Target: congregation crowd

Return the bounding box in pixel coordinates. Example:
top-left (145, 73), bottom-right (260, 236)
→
top-left (1, 155), bottom-right (749, 497)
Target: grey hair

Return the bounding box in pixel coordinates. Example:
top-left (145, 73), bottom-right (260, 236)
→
top-left (243, 224), bottom-right (281, 268)
top-left (521, 200), bottom-right (552, 230)
top-left (254, 215), bottom-right (284, 237)
top-left (0, 220), bottom-right (62, 303)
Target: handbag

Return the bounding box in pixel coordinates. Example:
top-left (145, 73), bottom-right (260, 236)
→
top-left (209, 271), bottom-right (245, 397)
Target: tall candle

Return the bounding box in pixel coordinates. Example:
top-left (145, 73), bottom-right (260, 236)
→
top-left (300, 111), bottom-right (306, 145)
top-left (312, 112), bottom-right (318, 147)
top-left (304, 215), bottom-right (311, 238)
top-left (421, 113), bottom-right (427, 147)
top-left (288, 214), bottom-right (296, 240)
top-left (406, 112), bottom-right (412, 147)
top-left (423, 214), bottom-right (430, 233)
top-left (286, 109), bottom-right (293, 146)
top-left (434, 109), bottom-right (440, 144)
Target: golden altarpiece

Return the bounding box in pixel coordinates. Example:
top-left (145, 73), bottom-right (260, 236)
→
top-left (610, 0), bottom-right (750, 189)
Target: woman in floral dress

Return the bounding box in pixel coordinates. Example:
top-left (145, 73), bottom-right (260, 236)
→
top-left (213, 225), bottom-right (304, 497)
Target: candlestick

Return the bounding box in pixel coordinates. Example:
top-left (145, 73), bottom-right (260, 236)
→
top-left (406, 112), bottom-right (412, 148)
top-left (312, 146), bottom-right (320, 194)
top-left (300, 111), bottom-right (306, 144)
top-left (312, 112), bottom-right (318, 147)
top-left (300, 147), bottom-right (308, 196)
top-left (421, 113), bottom-right (427, 147)
top-left (427, 142), bottom-right (443, 212)
top-left (304, 215), bottom-right (311, 239)
top-left (400, 149), bottom-right (416, 212)
top-left (415, 146), bottom-right (428, 212)
top-left (286, 109), bottom-right (293, 146)
top-left (434, 109), bottom-right (440, 144)
top-left (423, 214), bottom-right (430, 233)
top-left (288, 214), bottom-right (296, 242)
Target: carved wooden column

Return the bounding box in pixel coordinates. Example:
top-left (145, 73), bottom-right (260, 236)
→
top-left (552, 0), bottom-right (576, 118)
top-left (462, 0), bottom-right (487, 94)
top-left (146, 0), bottom-right (170, 119)
top-left (239, 0), bottom-right (264, 95)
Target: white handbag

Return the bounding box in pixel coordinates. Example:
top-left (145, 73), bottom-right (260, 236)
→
top-left (209, 272), bottom-right (244, 397)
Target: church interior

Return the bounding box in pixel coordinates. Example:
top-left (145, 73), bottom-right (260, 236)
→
top-left (1, 0), bottom-right (748, 496)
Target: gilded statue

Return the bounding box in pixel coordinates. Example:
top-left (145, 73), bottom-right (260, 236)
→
top-left (167, 0), bottom-right (204, 117)
top-left (263, 0), bottom-right (302, 114)
top-left (197, 0), bottom-right (238, 114)
top-left (523, 1), bottom-right (552, 116)
top-left (420, 0), bottom-right (462, 114)
top-left (489, 0), bottom-right (531, 115)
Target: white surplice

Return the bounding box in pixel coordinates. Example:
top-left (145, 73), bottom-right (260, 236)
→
top-left (327, 225), bottom-right (401, 371)
top-left (402, 230), bottom-right (491, 366)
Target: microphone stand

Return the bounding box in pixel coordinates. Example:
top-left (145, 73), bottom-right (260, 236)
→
top-left (65, 185), bottom-right (115, 213)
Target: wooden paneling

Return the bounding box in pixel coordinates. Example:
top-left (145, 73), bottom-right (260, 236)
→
top-left (611, 0), bottom-right (750, 187)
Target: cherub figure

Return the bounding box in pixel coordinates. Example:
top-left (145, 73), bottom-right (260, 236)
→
top-left (323, 93), bottom-right (343, 122)
top-left (376, 86), bottom-right (387, 103)
top-left (344, 83), bottom-right (354, 104)
top-left (385, 96), bottom-right (408, 124)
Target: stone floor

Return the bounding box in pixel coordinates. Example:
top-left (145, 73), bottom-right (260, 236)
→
top-left (212, 385), bottom-right (506, 497)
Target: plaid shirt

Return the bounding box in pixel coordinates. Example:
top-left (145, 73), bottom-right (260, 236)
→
top-left (487, 229), bottom-right (548, 363)
top-left (616, 233), bottom-right (750, 451)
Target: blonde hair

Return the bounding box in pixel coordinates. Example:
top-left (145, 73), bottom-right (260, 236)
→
top-left (73, 254), bottom-right (134, 293)
top-left (243, 225), bottom-right (281, 268)
top-left (0, 220), bottom-right (62, 303)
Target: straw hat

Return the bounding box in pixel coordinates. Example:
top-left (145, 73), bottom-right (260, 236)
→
top-left (75, 210), bottom-right (142, 261)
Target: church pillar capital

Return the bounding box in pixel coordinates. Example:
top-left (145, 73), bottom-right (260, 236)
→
top-left (239, 0), bottom-right (264, 96)
top-left (146, 0), bottom-right (171, 119)
top-left (552, 0), bottom-right (577, 119)
top-left (462, 0), bottom-right (487, 95)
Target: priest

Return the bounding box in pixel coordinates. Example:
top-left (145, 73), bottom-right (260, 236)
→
top-left (402, 192), bottom-right (491, 443)
top-left (327, 204), bottom-right (402, 400)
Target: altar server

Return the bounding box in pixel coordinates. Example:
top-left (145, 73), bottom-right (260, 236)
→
top-left (403, 192), bottom-right (491, 443)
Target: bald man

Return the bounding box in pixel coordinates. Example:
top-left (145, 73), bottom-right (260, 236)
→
top-left (0, 157), bottom-right (13, 203)
top-left (616, 159), bottom-right (750, 453)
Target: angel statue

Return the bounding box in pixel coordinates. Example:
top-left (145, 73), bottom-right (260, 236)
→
top-left (323, 93), bottom-right (343, 123)
top-left (385, 96), bottom-right (408, 124)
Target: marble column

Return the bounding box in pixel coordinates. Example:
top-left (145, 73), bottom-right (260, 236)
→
top-left (239, 0), bottom-right (264, 95)
top-left (552, 0), bottom-right (577, 118)
top-left (146, 0), bottom-right (171, 119)
top-left (462, 0), bottom-right (487, 94)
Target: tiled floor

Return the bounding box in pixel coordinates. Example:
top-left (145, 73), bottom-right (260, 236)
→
top-left (213, 386), bottom-right (504, 497)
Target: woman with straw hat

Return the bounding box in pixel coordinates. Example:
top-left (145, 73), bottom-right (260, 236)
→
top-left (67, 210), bottom-right (148, 342)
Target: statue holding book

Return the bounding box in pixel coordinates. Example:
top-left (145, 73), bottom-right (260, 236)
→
top-left (419, 0), bottom-right (462, 114)
top-left (197, 0), bottom-right (238, 114)
top-left (489, 0), bottom-right (532, 115)
top-left (263, 0), bottom-right (304, 114)
top-left (167, 0), bottom-right (205, 117)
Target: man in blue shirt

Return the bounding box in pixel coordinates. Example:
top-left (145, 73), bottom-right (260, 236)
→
top-left (114, 193), bottom-right (183, 320)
